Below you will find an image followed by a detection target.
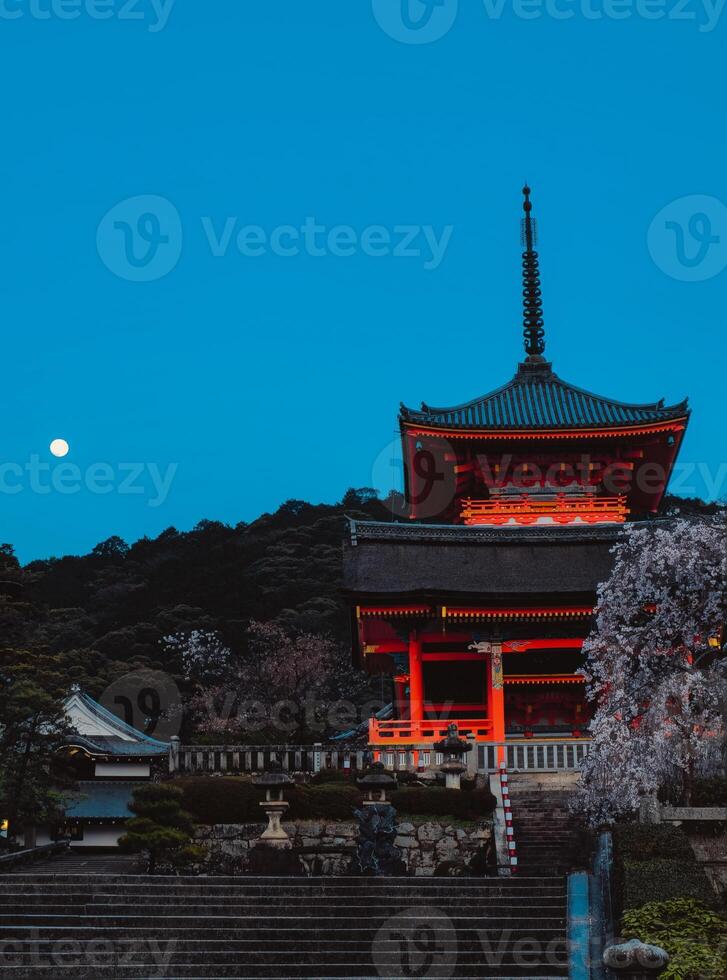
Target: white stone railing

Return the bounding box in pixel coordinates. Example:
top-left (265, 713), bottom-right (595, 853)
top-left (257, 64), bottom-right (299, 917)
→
top-left (169, 738), bottom-right (367, 775)
top-left (478, 740), bottom-right (591, 773)
top-left (169, 738), bottom-right (591, 776)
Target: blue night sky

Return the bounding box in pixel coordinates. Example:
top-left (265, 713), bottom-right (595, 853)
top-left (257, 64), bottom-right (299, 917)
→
top-left (1, 0), bottom-right (725, 562)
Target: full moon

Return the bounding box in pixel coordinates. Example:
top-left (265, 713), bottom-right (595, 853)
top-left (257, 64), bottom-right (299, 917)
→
top-left (49, 438), bottom-right (70, 458)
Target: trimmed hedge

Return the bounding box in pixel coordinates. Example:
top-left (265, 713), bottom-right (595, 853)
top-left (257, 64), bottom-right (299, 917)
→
top-left (175, 777), bottom-right (495, 825)
top-left (391, 787), bottom-right (496, 820)
top-left (614, 825), bottom-right (715, 911)
top-left (691, 777), bottom-right (727, 807)
top-left (615, 824), bottom-right (695, 863)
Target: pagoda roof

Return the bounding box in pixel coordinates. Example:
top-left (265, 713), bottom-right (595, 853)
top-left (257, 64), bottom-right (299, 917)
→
top-left (400, 360), bottom-right (689, 432)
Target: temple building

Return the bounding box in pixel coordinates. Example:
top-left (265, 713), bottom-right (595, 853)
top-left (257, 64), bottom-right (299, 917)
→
top-left (28, 688), bottom-right (168, 849)
top-left (343, 187), bottom-right (690, 748)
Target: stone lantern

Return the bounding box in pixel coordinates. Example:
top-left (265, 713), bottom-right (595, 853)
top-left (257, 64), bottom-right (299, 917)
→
top-left (356, 761), bottom-right (396, 806)
top-left (352, 761), bottom-right (403, 875)
top-left (434, 723), bottom-right (471, 790)
top-left (603, 939), bottom-right (669, 979)
top-left (253, 760), bottom-right (293, 848)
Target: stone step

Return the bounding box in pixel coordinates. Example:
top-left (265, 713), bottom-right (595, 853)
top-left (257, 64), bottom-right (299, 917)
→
top-left (0, 937), bottom-right (567, 953)
top-left (0, 883), bottom-right (567, 897)
top-left (0, 875), bottom-right (565, 884)
top-left (0, 901), bottom-right (567, 915)
top-left (0, 968), bottom-right (570, 979)
top-left (0, 909), bottom-right (565, 944)
top-left (0, 872), bottom-right (570, 979)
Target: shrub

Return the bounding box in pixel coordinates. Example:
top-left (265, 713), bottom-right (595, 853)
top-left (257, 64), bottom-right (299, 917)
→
top-left (622, 898), bottom-right (727, 980)
top-left (292, 783), bottom-right (360, 819)
top-left (119, 784), bottom-right (202, 874)
top-left (310, 769), bottom-right (349, 785)
top-left (176, 777), bottom-right (261, 823)
top-left (176, 777), bottom-right (360, 822)
top-left (691, 777), bottom-right (727, 807)
top-left (175, 777), bottom-right (495, 824)
top-left (391, 786), bottom-right (496, 820)
top-left (613, 825), bottom-right (716, 911)
top-left (621, 859), bottom-right (716, 910)
top-left (615, 824), bottom-right (695, 862)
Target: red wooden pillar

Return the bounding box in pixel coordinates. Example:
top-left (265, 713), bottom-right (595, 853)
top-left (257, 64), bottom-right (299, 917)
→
top-left (488, 644), bottom-right (506, 761)
top-left (393, 675), bottom-right (408, 720)
top-left (408, 631), bottom-right (424, 725)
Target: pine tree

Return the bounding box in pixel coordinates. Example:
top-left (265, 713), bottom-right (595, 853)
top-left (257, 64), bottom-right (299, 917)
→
top-left (118, 784), bottom-right (201, 874)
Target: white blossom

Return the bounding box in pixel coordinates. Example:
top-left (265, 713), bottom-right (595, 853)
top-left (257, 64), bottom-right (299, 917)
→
top-left (574, 516), bottom-right (727, 825)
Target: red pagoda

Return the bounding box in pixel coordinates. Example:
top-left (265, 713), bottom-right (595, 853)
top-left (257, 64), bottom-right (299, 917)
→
top-left (343, 187), bottom-right (689, 749)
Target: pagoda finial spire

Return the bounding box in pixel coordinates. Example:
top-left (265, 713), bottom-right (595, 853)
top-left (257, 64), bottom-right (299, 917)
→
top-left (521, 184), bottom-right (546, 362)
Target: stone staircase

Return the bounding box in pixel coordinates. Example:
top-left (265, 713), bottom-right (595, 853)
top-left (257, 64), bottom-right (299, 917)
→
top-left (0, 872), bottom-right (569, 978)
top-left (508, 774), bottom-right (588, 877)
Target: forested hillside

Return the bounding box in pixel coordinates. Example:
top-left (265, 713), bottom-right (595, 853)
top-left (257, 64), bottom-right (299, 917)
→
top-left (0, 489), bottom-right (394, 699)
top-left (0, 490), bottom-right (715, 703)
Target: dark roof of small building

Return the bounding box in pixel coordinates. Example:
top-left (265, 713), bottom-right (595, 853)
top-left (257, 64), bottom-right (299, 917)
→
top-left (343, 519), bottom-right (625, 598)
top-left (62, 734), bottom-right (167, 758)
top-left (400, 360), bottom-right (689, 431)
top-left (60, 692), bottom-right (169, 758)
top-left (65, 781), bottom-right (141, 820)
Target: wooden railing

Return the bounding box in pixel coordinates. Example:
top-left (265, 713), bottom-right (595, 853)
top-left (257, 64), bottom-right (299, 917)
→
top-left (460, 494), bottom-right (628, 526)
top-left (369, 717), bottom-right (493, 745)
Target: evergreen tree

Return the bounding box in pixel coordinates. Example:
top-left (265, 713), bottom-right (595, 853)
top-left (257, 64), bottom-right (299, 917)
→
top-left (119, 783), bottom-right (201, 874)
top-left (0, 650), bottom-right (74, 843)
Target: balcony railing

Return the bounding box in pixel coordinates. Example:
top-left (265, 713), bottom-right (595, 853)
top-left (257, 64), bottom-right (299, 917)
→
top-left (460, 493), bottom-right (628, 526)
top-left (369, 717), bottom-right (493, 745)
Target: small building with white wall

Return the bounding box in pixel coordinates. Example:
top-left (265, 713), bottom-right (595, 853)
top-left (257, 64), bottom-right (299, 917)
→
top-left (34, 690), bottom-right (170, 849)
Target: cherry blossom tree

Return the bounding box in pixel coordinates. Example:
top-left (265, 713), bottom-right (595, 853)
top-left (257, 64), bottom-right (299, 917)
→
top-left (574, 516), bottom-right (727, 825)
top-left (162, 629), bottom-right (231, 685)
top-left (186, 620), bottom-right (374, 743)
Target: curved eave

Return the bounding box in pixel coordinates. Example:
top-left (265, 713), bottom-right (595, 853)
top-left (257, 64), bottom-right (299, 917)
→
top-left (399, 415), bottom-right (690, 440)
top-left (76, 692), bottom-right (170, 749)
top-left (399, 365), bottom-right (690, 432)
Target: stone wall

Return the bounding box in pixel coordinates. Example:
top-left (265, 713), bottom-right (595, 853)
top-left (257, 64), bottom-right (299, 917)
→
top-left (687, 830), bottom-right (727, 900)
top-left (196, 818), bottom-right (493, 877)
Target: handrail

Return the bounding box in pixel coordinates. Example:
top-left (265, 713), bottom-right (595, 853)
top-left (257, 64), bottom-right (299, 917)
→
top-left (0, 840), bottom-right (69, 871)
top-left (461, 494), bottom-right (629, 526)
top-left (591, 831), bottom-right (615, 980)
top-left (370, 717), bottom-right (493, 745)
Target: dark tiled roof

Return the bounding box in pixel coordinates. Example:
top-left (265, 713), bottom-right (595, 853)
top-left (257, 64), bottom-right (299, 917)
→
top-left (400, 361), bottom-right (689, 431)
top-left (60, 692), bottom-right (169, 757)
top-left (62, 734), bottom-right (167, 758)
top-left (343, 520), bottom-right (627, 597)
top-left (348, 519), bottom-right (626, 546)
